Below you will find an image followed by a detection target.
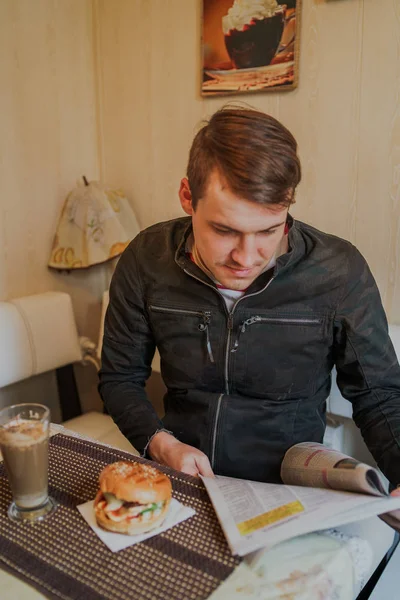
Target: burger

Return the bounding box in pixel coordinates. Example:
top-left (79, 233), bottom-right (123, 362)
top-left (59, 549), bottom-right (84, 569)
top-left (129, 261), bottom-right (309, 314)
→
top-left (94, 461), bottom-right (172, 535)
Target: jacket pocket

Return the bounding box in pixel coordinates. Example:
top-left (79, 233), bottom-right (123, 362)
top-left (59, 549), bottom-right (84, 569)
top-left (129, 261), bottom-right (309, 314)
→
top-left (234, 314), bottom-right (330, 399)
top-left (148, 304), bottom-right (217, 389)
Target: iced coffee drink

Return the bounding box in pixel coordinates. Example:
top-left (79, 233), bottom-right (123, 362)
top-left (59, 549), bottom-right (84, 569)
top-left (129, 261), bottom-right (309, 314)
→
top-left (0, 404), bottom-right (56, 522)
top-left (223, 0), bottom-right (285, 69)
top-left (0, 419), bottom-right (49, 508)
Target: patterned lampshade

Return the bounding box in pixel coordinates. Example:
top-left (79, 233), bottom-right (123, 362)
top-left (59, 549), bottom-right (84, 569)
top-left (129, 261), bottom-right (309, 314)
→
top-left (48, 178), bottom-right (140, 270)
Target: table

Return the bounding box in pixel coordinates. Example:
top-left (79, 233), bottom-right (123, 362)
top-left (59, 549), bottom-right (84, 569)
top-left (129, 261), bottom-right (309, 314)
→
top-left (0, 426), bottom-right (239, 600)
top-left (0, 426), bottom-right (373, 600)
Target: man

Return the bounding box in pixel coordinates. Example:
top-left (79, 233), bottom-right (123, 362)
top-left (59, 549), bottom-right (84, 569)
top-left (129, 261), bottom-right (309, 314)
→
top-left (99, 107), bottom-right (400, 487)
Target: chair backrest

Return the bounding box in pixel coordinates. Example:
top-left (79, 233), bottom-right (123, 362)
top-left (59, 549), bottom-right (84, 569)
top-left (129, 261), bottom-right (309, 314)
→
top-left (328, 324), bottom-right (400, 418)
top-left (0, 292), bottom-right (82, 389)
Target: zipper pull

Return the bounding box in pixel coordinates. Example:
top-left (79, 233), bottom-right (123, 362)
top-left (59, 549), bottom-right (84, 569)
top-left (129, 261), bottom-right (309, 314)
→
top-left (198, 312), bottom-right (214, 363)
top-left (231, 316), bottom-right (261, 353)
top-left (205, 325), bottom-right (215, 363)
top-left (228, 314), bottom-right (233, 330)
top-left (231, 319), bottom-right (244, 353)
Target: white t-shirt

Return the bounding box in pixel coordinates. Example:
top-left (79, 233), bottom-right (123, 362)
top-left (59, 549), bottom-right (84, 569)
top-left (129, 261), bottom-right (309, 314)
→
top-left (216, 255), bottom-right (276, 311)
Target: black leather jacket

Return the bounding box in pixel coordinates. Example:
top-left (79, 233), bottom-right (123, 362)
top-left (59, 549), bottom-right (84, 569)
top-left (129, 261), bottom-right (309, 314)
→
top-left (99, 217), bottom-right (400, 484)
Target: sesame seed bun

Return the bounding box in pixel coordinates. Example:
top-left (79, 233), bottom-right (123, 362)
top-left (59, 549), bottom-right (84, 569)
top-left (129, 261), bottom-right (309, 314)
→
top-left (94, 461), bottom-right (172, 535)
top-left (99, 461), bottom-right (172, 504)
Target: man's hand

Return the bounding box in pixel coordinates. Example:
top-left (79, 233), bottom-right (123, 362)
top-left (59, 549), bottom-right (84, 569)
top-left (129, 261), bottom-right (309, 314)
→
top-left (379, 488), bottom-right (400, 532)
top-left (148, 431), bottom-right (214, 478)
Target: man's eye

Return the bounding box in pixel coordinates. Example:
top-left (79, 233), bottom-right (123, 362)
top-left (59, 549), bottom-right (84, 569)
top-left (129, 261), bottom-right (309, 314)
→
top-left (259, 229), bottom-right (277, 236)
top-left (214, 228), bottom-right (231, 235)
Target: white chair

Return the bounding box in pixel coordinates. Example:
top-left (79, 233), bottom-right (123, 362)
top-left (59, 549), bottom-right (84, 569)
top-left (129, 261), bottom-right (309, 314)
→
top-left (0, 291), bottom-right (138, 455)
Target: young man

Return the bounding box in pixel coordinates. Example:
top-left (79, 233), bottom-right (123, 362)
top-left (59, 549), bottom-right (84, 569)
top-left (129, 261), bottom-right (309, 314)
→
top-left (99, 107), bottom-right (400, 486)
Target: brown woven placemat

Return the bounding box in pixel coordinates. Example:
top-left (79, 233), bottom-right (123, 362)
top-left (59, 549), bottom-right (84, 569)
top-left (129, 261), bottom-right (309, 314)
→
top-left (0, 434), bottom-right (240, 600)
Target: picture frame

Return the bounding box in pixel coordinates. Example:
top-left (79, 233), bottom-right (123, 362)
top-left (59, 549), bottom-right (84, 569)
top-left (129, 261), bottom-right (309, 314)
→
top-left (201, 0), bottom-right (301, 96)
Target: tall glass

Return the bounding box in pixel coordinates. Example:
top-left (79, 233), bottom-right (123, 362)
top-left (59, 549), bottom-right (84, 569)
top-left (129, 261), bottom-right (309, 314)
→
top-left (0, 403), bottom-right (57, 522)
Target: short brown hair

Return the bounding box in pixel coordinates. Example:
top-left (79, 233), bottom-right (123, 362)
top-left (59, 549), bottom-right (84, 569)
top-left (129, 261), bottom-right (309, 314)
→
top-left (187, 107), bottom-right (301, 209)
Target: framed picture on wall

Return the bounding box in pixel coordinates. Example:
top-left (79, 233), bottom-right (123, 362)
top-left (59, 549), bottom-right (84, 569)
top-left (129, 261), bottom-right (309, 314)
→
top-left (201, 0), bottom-right (301, 96)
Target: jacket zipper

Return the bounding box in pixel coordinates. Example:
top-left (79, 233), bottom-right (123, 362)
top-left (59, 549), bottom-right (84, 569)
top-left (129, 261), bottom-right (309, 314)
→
top-left (183, 270), bottom-right (231, 468)
top-left (149, 305), bottom-right (206, 317)
top-left (257, 317), bottom-right (321, 324)
top-left (182, 270), bottom-right (275, 470)
top-left (211, 394), bottom-right (223, 468)
top-left (232, 316), bottom-right (322, 352)
top-left (149, 305), bottom-right (214, 363)
top-left (223, 277), bottom-right (275, 392)
top-left (225, 315), bottom-right (233, 394)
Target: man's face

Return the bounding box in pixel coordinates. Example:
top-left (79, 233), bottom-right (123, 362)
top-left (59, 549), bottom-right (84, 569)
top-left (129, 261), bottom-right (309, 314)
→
top-left (179, 170), bottom-right (289, 290)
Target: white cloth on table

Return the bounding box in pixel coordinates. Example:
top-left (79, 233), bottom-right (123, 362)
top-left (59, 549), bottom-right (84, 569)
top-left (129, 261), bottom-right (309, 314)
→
top-left (208, 528), bottom-right (373, 600)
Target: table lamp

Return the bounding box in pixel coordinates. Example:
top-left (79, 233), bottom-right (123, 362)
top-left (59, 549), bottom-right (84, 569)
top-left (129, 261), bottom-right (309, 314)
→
top-left (48, 176), bottom-right (140, 270)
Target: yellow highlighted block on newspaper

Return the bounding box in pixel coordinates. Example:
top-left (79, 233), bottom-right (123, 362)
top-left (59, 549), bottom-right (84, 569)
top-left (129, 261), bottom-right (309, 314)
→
top-left (237, 500), bottom-right (304, 536)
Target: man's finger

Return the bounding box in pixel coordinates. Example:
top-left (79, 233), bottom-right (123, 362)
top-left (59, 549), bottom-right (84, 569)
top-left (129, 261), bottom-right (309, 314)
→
top-left (380, 513), bottom-right (400, 532)
top-left (179, 462), bottom-right (200, 477)
top-left (195, 454), bottom-right (214, 477)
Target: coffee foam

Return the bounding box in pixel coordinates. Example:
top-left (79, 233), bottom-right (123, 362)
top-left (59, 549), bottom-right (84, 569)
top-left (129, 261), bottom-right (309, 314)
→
top-left (0, 419), bottom-right (47, 447)
top-left (222, 0), bottom-right (282, 35)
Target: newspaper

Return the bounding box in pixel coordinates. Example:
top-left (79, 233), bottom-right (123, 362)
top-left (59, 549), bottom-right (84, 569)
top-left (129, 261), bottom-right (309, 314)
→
top-left (201, 442), bottom-right (400, 557)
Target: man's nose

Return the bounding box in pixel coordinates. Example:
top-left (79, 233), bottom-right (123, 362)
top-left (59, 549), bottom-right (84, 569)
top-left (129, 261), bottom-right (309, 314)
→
top-left (231, 236), bottom-right (258, 267)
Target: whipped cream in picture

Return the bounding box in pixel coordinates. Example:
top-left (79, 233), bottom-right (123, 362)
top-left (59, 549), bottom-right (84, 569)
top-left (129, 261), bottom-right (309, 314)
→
top-left (222, 0), bottom-right (283, 35)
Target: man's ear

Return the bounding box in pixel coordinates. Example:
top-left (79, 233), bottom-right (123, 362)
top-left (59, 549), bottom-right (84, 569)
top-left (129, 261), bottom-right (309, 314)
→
top-left (179, 178), bottom-right (194, 215)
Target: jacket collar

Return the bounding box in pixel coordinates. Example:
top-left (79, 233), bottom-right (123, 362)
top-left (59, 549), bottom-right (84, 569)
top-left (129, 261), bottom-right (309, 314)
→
top-left (174, 219), bottom-right (217, 287)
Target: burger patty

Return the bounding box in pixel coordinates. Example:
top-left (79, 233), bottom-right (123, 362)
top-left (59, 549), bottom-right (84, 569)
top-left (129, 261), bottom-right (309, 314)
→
top-left (97, 494), bottom-right (143, 509)
top-left (120, 500), bottom-right (142, 509)
top-left (97, 493), bottom-right (166, 522)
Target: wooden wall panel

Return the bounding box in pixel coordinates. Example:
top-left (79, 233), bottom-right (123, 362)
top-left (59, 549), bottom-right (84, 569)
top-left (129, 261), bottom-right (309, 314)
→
top-left (0, 0), bottom-right (104, 411)
top-left (356, 0), bottom-right (400, 315)
top-left (96, 0), bottom-right (204, 227)
top-left (0, 0), bottom-right (106, 338)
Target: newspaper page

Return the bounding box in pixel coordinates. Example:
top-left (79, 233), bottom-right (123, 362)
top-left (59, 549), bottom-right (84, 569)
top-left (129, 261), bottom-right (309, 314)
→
top-left (280, 442), bottom-right (387, 496)
top-left (201, 474), bottom-right (400, 556)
